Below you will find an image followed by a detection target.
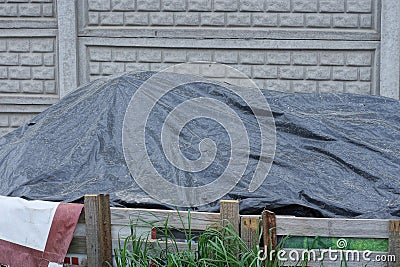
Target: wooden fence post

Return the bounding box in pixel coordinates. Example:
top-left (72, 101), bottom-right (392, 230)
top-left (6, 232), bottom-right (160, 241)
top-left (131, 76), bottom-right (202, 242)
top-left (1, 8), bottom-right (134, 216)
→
top-left (220, 200), bottom-right (240, 234)
top-left (262, 210), bottom-right (277, 262)
top-left (84, 194), bottom-right (112, 267)
top-left (241, 215), bottom-right (260, 249)
top-left (389, 220), bottom-right (400, 267)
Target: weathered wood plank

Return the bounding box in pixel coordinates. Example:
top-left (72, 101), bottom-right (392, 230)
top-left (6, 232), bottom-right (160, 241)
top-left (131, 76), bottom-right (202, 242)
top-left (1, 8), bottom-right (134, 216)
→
top-left (78, 208), bottom-right (85, 223)
top-left (276, 217), bottom-right (389, 238)
top-left (84, 195), bottom-right (100, 265)
top-left (98, 194), bottom-right (112, 266)
top-left (263, 210), bottom-right (277, 264)
top-left (241, 215), bottom-right (260, 249)
top-left (111, 224), bottom-right (154, 240)
top-left (67, 236), bottom-right (87, 254)
top-left (69, 200), bottom-right (395, 267)
top-left (73, 223), bottom-right (86, 237)
top-left (84, 194), bottom-right (113, 267)
top-left (110, 207), bottom-right (220, 231)
top-left (389, 220), bottom-right (400, 267)
top-left (246, 215), bottom-right (390, 238)
top-left (111, 238), bottom-right (198, 255)
top-left (220, 200), bottom-right (240, 234)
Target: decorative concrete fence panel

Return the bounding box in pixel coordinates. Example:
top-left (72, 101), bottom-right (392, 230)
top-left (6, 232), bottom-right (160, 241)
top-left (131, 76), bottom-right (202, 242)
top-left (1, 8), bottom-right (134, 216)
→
top-left (0, 0), bottom-right (399, 136)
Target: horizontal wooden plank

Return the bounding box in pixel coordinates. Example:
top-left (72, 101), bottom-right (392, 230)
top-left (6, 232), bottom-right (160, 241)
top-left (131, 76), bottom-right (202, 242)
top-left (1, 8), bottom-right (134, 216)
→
top-left (71, 227), bottom-right (157, 255)
top-left (68, 236), bottom-right (87, 254)
top-left (111, 238), bottom-right (198, 255)
top-left (71, 236), bottom-right (200, 257)
top-left (110, 207), bottom-right (220, 231)
top-left (275, 217), bottom-right (389, 239)
top-left (73, 223), bottom-right (86, 237)
top-left (111, 224), bottom-right (153, 240)
top-left (241, 215), bottom-right (295, 220)
top-left (241, 215), bottom-right (389, 238)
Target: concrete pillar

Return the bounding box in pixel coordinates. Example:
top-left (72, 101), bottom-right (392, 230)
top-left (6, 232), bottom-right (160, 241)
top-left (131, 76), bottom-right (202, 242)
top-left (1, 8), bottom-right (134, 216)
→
top-left (380, 0), bottom-right (400, 99)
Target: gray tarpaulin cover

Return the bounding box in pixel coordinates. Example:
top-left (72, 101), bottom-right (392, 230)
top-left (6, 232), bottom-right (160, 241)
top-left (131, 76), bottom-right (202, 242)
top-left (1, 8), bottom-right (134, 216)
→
top-left (0, 71), bottom-right (399, 218)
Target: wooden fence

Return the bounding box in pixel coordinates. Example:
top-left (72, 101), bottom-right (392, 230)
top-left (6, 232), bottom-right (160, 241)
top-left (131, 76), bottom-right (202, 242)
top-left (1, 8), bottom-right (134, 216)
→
top-left (258, 213), bottom-right (400, 267)
top-left (66, 194), bottom-right (400, 267)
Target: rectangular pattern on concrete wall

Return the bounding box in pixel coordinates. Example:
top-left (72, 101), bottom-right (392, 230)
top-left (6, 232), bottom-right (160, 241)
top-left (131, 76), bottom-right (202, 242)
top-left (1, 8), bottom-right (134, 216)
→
top-left (0, 113), bottom-right (35, 137)
top-left (3, 0), bottom-right (395, 137)
top-left (0, 37), bottom-right (56, 95)
top-left (0, 0), bottom-right (57, 136)
top-left (0, 0), bottom-right (54, 18)
top-left (80, 0), bottom-right (380, 40)
top-left (84, 44), bottom-right (377, 95)
top-left (0, 0), bottom-right (56, 28)
top-left (77, 0), bottom-right (381, 95)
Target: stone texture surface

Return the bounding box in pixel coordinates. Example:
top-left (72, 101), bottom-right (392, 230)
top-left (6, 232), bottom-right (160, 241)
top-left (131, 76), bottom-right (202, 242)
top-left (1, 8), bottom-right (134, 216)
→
top-left (0, 112), bottom-right (39, 137)
top-left (0, 38), bottom-right (56, 94)
top-left (0, 0), bottom-right (55, 18)
top-left (1, 0), bottom-right (396, 137)
top-left (0, 0), bottom-right (57, 136)
top-left (87, 46), bottom-right (374, 95)
top-left (86, 0), bottom-right (377, 30)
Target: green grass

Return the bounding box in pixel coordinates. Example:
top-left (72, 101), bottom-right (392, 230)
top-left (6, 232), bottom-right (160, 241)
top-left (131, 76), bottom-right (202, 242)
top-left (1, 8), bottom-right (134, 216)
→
top-left (112, 210), bottom-right (268, 267)
top-left (111, 211), bottom-right (369, 267)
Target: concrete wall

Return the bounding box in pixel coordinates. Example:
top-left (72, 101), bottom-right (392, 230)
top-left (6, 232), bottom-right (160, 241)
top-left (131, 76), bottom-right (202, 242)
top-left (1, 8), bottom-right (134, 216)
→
top-left (0, 0), bottom-right (57, 136)
top-left (0, 0), bottom-right (399, 136)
